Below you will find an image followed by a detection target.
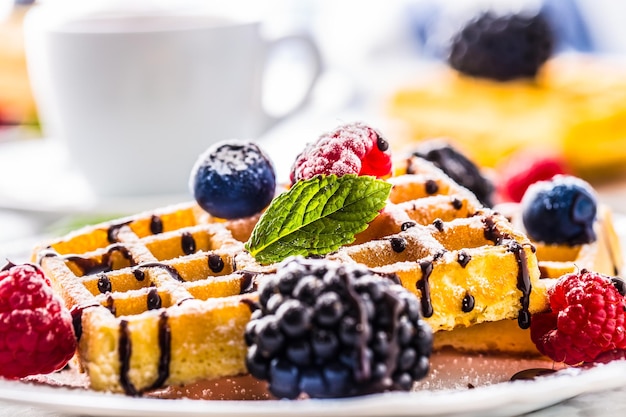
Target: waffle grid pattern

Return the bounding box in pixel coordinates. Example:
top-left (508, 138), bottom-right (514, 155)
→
top-left (35, 204), bottom-right (263, 395)
top-left (34, 158), bottom-right (554, 395)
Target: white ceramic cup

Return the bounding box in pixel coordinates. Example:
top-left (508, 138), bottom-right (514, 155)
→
top-left (23, 4), bottom-right (322, 197)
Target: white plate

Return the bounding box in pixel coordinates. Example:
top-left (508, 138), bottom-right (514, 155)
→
top-left (1, 354), bottom-right (626, 417)
top-left (2, 128), bottom-right (626, 416)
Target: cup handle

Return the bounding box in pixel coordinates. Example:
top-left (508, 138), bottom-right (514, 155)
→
top-left (260, 33), bottom-right (323, 132)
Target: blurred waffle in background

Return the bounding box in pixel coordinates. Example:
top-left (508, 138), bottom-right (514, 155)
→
top-left (0, 0), bottom-right (38, 130)
top-left (386, 0), bottom-right (626, 194)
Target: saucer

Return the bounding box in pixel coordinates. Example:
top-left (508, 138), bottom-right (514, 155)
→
top-left (0, 138), bottom-right (189, 215)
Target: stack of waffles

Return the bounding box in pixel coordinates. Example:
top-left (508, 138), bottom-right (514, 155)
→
top-left (32, 156), bottom-right (622, 395)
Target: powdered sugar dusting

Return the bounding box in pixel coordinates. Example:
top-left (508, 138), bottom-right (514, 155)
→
top-left (205, 141), bottom-right (268, 176)
top-left (291, 122), bottom-right (389, 183)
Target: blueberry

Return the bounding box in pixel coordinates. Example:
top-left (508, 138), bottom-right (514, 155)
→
top-left (189, 140), bottom-right (276, 219)
top-left (521, 175), bottom-right (597, 245)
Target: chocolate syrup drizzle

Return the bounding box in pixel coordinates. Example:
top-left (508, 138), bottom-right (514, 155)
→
top-left (238, 271), bottom-right (258, 294)
top-left (147, 288), bottom-right (162, 310)
top-left (118, 320), bottom-right (136, 396)
top-left (118, 311), bottom-right (171, 396)
top-left (107, 221), bottom-right (132, 243)
top-left (343, 275), bottom-right (372, 383)
top-left (380, 290), bottom-right (402, 384)
top-left (508, 241), bottom-right (532, 329)
top-left (208, 253), bottom-right (225, 273)
top-left (405, 158), bottom-right (415, 174)
top-left (457, 251), bottom-right (471, 268)
top-left (150, 215), bottom-right (164, 235)
top-left (132, 262), bottom-right (184, 282)
top-left (70, 304), bottom-right (100, 341)
top-left (401, 221), bottom-right (416, 231)
top-left (181, 232), bottom-right (196, 255)
top-left (417, 260), bottom-right (434, 318)
top-left (65, 244), bottom-right (135, 276)
top-left (461, 292), bottom-right (475, 313)
top-left (481, 216), bottom-right (533, 328)
top-left (132, 269), bottom-right (146, 282)
top-left (97, 274), bottom-right (112, 294)
top-left (390, 237), bottom-right (407, 253)
top-left (425, 179), bottom-right (439, 195)
top-left (105, 295), bottom-right (116, 316)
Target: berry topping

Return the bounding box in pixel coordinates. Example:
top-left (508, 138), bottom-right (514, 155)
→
top-left (496, 152), bottom-right (569, 203)
top-left (189, 140), bottom-right (276, 219)
top-left (448, 10), bottom-right (554, 81)
top-left (289, 122), bottom-right (392, 185)
top-left (530, 270), bottom-right (626, 365)
top-left (245, 257), bottom-right (432, 398)
top-left (521, 175), bottom-right (597, 245)
top-left (412, 139), bottom-right (494, 206)
top-left (0, 263), bottom-right (76, 379)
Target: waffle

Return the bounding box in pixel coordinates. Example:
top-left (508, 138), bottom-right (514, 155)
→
top-left (496, 203), bottom-right (624, 279)
top-left (33, 203), bottom-right (267, 395)
top-left (33, 157), bottom-right (554, 394)
top-left (330, 156), bottom-right (551, 334)
top-left (432, 202), bottom-right (625, 356)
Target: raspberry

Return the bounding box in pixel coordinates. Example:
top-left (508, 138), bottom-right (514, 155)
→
top-left (245, 257), bottom-right (432, 399)
top-left (497, 152), bottom-right (569, 203)
top-left (289, 122), bottom-right (392, 185)
top-left (0, 263), bottom-right (76, 379)
top-left (530, 270), bottom-right (626, 365)
top-left (448, 10), bottom-right (554, 81)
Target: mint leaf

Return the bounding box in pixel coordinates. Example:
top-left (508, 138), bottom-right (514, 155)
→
top-left (245, 174), bottom-right (391, 264)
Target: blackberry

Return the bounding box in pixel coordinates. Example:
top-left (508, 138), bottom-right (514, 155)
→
top-left (245, 257), bottom-right (433, 399)
top-left (448, 10), bottom-right (554, 81)
top-left (412, 140), bottom-right (494, 207)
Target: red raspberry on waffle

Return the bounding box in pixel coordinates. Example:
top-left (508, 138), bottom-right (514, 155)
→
top-left (289, 122), bottom-right (392, 184)
top-left (530, 269), bottom-right (626, 365)
top-left (0, 263), bottom-right (76, 379)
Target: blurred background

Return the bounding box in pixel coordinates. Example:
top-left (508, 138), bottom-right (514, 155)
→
top-left (2, 0), bottom-right (626, 260)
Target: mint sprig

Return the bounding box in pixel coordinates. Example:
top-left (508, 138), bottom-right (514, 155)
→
top-left (245, 174), bottom-right (391, 265)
